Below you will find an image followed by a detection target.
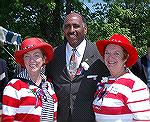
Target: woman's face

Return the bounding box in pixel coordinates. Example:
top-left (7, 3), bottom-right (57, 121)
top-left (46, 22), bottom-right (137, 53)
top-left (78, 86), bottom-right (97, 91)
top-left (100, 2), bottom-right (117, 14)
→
top-left (23, 49), bottom-right (45, 74)
top-left (104, 44), bottom-right (127, 76)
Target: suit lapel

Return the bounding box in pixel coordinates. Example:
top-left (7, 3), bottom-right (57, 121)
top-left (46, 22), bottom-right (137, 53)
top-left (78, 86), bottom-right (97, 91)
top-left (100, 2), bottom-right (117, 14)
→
top-left (81, 41), bottom-right (96, 66)
top-left (74, 41), bottom-right (96, 79)
top-left (61, 41), bottom-right (98, 80)
top-left (60, 45), bottom-right (73, 80)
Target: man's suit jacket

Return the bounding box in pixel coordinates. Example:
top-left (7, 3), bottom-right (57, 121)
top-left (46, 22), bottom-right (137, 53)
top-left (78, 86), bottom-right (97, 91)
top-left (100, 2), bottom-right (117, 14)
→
top-left (131, 55), bottom-right (147, 84)
top-left (46, 41), bottom-right (109, 122)
top-left (0, 58), bottom-right (8, 103)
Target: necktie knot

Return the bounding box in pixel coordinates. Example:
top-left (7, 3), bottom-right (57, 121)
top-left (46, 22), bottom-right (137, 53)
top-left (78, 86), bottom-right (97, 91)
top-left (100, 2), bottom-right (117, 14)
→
top-left (72, 48), bottom-right (76, 52)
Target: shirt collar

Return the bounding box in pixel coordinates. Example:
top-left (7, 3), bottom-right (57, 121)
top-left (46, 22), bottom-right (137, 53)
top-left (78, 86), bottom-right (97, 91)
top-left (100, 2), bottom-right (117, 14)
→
top-left (66, 39), bottom-right (86, 57)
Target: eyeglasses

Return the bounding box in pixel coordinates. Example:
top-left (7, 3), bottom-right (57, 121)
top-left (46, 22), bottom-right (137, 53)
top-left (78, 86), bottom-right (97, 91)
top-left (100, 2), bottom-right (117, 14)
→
top-left (23, 52), bottom-right (43, 61)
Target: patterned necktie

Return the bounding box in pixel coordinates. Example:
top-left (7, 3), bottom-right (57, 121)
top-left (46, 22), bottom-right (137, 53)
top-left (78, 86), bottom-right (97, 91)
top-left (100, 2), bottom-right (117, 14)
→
top-left (69, 48), bottom-right (77, 79)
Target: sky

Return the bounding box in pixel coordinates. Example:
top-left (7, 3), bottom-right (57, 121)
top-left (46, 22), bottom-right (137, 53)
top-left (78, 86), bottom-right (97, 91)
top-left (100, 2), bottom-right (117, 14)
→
top-left (79, 0), bottom-right (105, 13)
top-left (79, 0), bottom-right (104, 3)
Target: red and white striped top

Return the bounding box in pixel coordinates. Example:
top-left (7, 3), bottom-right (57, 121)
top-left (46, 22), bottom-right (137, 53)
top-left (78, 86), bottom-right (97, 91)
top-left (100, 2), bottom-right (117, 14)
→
top-left (93, 71), bottom-right (150, 122)
top-left (2, 78), bottom-right (58, 122)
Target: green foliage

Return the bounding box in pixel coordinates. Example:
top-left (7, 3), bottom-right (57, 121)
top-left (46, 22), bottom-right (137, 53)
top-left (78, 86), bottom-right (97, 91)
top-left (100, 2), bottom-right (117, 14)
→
top-left (89, 0), bottom-right (149, 57)
top-left (0, 0), bottom-right (149, 79)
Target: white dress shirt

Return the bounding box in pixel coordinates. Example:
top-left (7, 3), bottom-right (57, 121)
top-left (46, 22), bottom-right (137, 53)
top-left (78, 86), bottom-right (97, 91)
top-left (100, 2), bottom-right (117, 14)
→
top-left (66, 39), bottom-right (86, 71)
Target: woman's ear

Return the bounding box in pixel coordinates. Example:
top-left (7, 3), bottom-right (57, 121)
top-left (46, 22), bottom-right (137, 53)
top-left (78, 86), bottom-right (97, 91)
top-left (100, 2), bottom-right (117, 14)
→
top-left (43, 56), bottom-right (46, 64)
top-left (123, 54), bottom-right (129, 64)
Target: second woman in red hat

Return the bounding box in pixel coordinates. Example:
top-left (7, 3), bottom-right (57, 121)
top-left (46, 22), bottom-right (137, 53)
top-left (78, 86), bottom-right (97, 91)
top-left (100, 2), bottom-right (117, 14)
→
top-left (93, 34), bottom-right (150, 122)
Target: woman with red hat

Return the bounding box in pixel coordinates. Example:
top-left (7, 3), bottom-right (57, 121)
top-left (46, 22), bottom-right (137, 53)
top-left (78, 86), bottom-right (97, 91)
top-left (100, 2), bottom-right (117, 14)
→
top-left (93, 33), bottom-right (150, 122)
top-left (2, 37), bottom-right (58, 122)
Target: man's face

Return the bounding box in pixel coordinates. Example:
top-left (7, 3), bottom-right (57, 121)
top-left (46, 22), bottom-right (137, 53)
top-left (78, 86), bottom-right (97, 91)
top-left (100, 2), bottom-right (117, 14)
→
top-left (63, 13), bottom-right (87, 48)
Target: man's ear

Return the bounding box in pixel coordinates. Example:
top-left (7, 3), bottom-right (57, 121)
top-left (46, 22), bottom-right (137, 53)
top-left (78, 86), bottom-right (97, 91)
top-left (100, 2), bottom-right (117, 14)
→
top-left (84, 26), bottom-right (87, 35)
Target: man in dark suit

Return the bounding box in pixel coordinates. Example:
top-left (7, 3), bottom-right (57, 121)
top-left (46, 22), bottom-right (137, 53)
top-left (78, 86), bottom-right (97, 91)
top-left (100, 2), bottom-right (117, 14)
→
top-left (131, 39), bottom-right (150, 88)
top-left (46, 12), bottom-right (109, 122)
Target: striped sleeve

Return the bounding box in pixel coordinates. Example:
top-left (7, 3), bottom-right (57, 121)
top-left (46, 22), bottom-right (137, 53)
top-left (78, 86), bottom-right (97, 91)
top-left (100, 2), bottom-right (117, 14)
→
top-left (126, 76), bottom-right (150, 120)
top-left (2, 79), bottom-right (42, 122)
top-left (2, 79), bottom-right (23, 121)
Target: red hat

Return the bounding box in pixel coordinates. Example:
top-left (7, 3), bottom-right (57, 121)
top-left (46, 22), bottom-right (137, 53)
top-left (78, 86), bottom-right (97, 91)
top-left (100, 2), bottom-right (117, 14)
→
top-left (96, 33), bottom-right (138, 67)
top-left (14, 37), bottom-right (54, 67)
